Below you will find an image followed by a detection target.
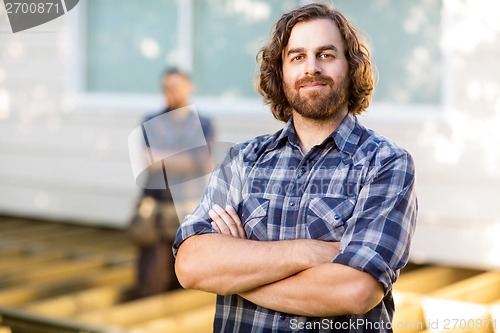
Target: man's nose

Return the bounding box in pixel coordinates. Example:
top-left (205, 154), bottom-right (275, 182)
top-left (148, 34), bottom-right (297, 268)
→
top-left (304, 57), bottom-right (320, 76)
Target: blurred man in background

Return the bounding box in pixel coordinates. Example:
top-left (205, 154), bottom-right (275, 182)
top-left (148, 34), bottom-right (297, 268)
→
top-left (132, 68), bottom-right (214, 298)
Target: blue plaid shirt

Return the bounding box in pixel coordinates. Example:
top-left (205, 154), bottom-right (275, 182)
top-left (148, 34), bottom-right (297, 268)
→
top-left (173, 113), bottom-right (417, 332)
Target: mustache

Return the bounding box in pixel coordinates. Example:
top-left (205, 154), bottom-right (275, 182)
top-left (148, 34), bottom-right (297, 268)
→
top-left (295, 75), bottom-right (334, 89)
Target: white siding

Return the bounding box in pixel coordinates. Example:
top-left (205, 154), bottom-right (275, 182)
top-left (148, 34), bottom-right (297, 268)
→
top-left (1, 1), bottom-right (499, 268)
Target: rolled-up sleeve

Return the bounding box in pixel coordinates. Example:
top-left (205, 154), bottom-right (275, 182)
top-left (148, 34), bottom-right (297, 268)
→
top-left (172, 145), bottom-right (245, 257)
top-left (332, 148), bottom-right (417, 294)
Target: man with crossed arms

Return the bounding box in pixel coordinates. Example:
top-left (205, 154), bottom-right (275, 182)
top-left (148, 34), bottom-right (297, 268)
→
top-left (173, 3), bottom-right (417, 332)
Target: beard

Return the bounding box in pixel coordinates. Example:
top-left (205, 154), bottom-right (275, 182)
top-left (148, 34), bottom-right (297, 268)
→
top-left (284, 73), bottom-right (349, 120)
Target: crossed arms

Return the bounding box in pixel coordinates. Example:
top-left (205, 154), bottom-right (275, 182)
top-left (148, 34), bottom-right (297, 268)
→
top-left (175, 204), bottom-right (384, 317)
top-left (175, 143), bottom-right (417, 317)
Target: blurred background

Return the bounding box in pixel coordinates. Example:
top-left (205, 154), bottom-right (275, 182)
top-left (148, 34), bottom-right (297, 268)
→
top-left (0, 0), bottom-right (500, 332)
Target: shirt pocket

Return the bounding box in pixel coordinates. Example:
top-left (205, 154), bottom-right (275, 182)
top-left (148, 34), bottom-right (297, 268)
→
top-left (307, 196), bottom-right (355, 241)
top-left (240, 196), bottom-right (269, 241)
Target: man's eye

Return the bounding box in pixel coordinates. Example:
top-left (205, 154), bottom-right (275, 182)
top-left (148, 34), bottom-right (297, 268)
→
top-left (292, 55), bottom-right (303, 61)
top-left (320, 53), bottom-right (334, 59)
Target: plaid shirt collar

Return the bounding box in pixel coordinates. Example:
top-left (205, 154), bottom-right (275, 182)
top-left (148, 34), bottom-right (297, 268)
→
top-left (268, 112), bottom-right (362, 156)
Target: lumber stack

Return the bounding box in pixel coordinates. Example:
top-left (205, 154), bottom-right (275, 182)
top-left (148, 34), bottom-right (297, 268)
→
top-left (1, 216), bottom-right (499, 333)
top-left (393, 266), bottom-right (500, 333)
top-left (0, 216), bottom-right (215, 333)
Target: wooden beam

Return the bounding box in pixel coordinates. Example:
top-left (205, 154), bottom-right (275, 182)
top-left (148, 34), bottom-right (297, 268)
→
top-left (0, 257), bottom-right (107, 288)
top-left (130, 305), bottom-right (215, 333)
top-left (24, 283), bottom-right (133, 318)
top-left (394, 266), bottom-right (484, 295)
top-left (0, 306), bottom-right (128, 333)
top-left (430, 271), bottom-right (500, 303)
top-left (77, 289), bottom-right (216, 327)
top-left (0, 265), bottom-right (133, 306)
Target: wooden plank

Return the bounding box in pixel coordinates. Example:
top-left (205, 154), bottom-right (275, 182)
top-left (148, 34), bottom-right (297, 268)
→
top-left (420, 271), bottom-right (500, 333)
top-left (0, 221), bottom-right (133, 261)
top-left (37, 231), bottom-right (132, 249)
top-left (0, 245), bottom-right (133, 272)
top-left (77, 289), bottom-right (216, 326)
top-left (72, 244), bottom-right (135, 257)
top-left (0, 225), bottom-right (136, 259)
top-left (0, 220), bottom-right (36, 233)
top-left (394, 266), bottom-right (484, 295)
top-left (0, 306), bottom-right (129, 333)
top-left (430, 271), bottom-right (500, 303)
top-left (0, 326), bottom-right (11, 333)
top-left (490, 301), bottom-right (500, 333)
top-left (0, 247), bottom-right (25, 259)
top-left (23, 283), bottom-right (133, 318)
top-left (0, 252), bottom-right (66, 271)
top-left (0, 265), bottom-right (133, 306)
top-left (0, 257), bottom-right (107, 288)
top-left (393, 292), bottom-right (426, 333)
top-left (130, 304), bottom-right (215, 333)
top-left (0, 232), bottom-right (134, 264)
top-left (74, 235), bottom-right (133, 249)
top-left (421, 298), bottom-right (492, 333)
top-left (0, 241), bottom-right (55, 260)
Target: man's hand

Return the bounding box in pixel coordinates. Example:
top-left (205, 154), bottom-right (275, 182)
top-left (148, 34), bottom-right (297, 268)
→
top-left (208, 204), bottom-right (340, 265)
top-left (177, 204), bottom-right (341, 295)
top-left (209, 204), bottom-right (246, 239)
top-left (205, 207), bottom-right (381, 316)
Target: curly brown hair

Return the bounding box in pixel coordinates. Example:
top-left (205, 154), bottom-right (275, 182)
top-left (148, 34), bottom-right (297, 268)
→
top-left (256, 2), bottom-right (374, 122)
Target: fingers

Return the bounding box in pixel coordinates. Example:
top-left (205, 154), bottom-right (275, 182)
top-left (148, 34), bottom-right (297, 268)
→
top-left (209, 207), bottom-right (229, 234)
top-left (211, 220), bottom-right (222, 233)
top-left (209, 204), bottom-right (239, 237)
top-left (209, 204), bottom-right (246, 238)
top-left (226, 205), bottom-right (246, 238)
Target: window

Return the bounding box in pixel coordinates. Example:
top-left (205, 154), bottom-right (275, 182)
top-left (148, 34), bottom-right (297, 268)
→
top-left (85, 0), bottom-right (442, 104)
top-left (335, 0), bottom-right (442, 104)
top-left (86, 0), bottom-right (178, 93)
top-left (192, 0), bottom-right (299, 98)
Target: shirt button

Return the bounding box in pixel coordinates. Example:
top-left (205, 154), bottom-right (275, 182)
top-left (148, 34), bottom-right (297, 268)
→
top-left (280, 315), bottom-right (286, 320)
top-left (300, 167), bottom-right (306, 174)
top-left (334, 214), bottom-right (341, 220)
top-left (289, 202), bottom-right (295, 207)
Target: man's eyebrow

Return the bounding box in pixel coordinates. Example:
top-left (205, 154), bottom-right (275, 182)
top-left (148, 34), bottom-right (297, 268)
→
top-left (317, 44), bottom-right (338, 53)
top-left (286, 47), bottom-right (305, 57)
top-left (286, 44), bottom-right (339, 57)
